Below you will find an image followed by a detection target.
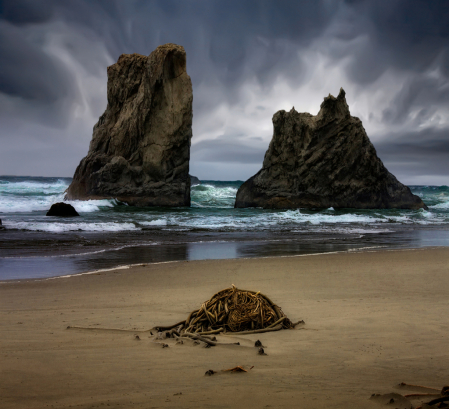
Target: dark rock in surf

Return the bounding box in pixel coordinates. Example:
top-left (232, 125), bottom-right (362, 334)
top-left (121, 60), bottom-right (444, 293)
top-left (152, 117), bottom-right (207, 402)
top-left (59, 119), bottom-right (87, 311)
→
top-left (0, 218), bottom-right (4, 230)
top-left (65, 43), bottom-right (193, 207)
top-left (46, 202), bottom-right (80, 217)
top-left (190, 175), bottom-right (201, 186)
top-left (235, 88), bottom-right (427, 210)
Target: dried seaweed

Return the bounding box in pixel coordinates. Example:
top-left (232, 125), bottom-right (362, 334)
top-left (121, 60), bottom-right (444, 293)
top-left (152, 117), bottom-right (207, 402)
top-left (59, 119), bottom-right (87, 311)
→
top-left (154, 285), bottom-right (299, 336)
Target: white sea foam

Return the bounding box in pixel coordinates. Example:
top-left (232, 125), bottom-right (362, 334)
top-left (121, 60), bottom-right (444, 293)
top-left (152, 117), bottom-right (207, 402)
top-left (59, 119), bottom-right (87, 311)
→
top-left (0, 179), bottom-right (68, 194)
top-left (0, 194), bottom-right (116, 214)
top-left (140, 219), bottom-right (167, 226)
top-left (191, 184), bottom-right (238, 208)
top-left (430, 200), bottom-right (449, 209)
top-left (0, 177), bottom-right (116, 213)
top-left (313, 227), bottom-right (393, 234)
top-left (272, 210), bottom-right (381, 225)
top-left (65, 199), bottom-right (116, 213)
top-left (0, 194), bottom-right (63, 213)
top-left (9, 221), bottom-right (140, 232)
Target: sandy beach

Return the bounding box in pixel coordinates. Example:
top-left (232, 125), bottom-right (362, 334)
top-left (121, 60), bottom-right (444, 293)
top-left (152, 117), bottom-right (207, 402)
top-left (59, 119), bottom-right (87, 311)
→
top-left (1, 248), bottom-right (448, 408)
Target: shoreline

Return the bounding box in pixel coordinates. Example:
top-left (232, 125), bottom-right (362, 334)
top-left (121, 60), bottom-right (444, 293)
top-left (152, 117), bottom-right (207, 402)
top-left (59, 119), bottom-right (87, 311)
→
top-left (1, 247), bottom-right (448, 408)
top-left (0, 243), bottom-right (443, 284)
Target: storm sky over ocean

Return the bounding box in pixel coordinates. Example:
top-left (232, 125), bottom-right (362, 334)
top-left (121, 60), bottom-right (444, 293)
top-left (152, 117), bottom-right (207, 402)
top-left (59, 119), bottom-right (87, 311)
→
top-left (0, 0), bottom-right (448, 184)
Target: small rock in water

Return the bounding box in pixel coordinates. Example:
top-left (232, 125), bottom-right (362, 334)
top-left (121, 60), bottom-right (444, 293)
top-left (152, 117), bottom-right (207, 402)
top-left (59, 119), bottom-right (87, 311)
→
top-left (46, 202), bottom-right (79, 217)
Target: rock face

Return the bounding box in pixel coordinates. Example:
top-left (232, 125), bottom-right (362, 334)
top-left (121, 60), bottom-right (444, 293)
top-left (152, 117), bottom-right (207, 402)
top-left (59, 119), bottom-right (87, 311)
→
top-left (46, 203), bottom-right (80, 217)
top-left (190, 175), bottom-right (201, 186)
top-left (235, 89), bottom-right (427, 210)
top-left (66, 44), bottom-right (193, 207)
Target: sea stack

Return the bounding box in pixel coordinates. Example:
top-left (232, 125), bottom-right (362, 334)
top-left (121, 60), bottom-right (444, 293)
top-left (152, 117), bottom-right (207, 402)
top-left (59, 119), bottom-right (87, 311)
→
top-left (235, 88), bottom-right (427, 210)
top-left (66, 43), bottom-right (193, 206)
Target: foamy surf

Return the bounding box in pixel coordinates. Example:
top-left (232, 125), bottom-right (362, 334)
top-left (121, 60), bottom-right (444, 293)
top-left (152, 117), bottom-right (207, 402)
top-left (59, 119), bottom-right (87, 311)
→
top-left (1, 176), bottom-right (449, 280)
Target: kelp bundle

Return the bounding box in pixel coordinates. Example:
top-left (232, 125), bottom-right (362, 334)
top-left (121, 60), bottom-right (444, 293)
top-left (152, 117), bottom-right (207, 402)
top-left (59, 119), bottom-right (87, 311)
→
top-left (155, 285), bottom-right (299, 336)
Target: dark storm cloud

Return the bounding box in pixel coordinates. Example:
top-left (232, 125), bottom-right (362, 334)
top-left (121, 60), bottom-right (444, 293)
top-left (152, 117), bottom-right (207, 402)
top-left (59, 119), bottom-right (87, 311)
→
top-left (382, 74), bottom-right (449, 125)
top-left (376, 127), bottom-right (449, 182)
top-left (0, 21), bottom-right (72, 103)
top-left (342, 0), bottom-right (449, 84)
top-left (0, 0), bottom-right (448, 181)
top-left (0, 0), bottom-right (337, 100)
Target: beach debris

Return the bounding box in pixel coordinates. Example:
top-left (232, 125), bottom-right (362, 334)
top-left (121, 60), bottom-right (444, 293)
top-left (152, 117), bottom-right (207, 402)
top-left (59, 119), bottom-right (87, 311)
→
top-left (153, 285), bottom-right (301, 339)
top-left (415, 385), bottom-right (449, 409)
top-left (255, 340), bottom-right (265, 347)
top-left (258, 347), bottom-right (267, 355)
top-left (205, 366), bottom-right (254, 376)
top-left (372, 383), bottom-right (449, 409)
top-left (162, 343), bottom-right (169, 348)
top-left (134, 335), bottom-right (140, 340)
top-left (369, 393), bottom-right (412, 408)
top-left (223, 365), bottom-right (254, 373)
top-left (224, 366), bottom-right (247, 373)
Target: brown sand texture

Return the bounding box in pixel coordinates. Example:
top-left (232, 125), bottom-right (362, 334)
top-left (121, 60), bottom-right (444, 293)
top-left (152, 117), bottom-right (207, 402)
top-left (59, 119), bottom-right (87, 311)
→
top-left (1, 248), bottom-right (448, 408)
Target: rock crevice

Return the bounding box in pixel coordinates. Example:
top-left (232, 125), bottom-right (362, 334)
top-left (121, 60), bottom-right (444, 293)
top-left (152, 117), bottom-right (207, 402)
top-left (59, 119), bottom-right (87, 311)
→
top-left (235, 88), bottom-right (427, 210)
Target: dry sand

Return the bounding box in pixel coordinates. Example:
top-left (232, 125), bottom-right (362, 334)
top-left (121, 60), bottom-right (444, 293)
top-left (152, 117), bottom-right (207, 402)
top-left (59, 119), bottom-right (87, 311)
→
top-left (1, 248), bottom-right (448, 408)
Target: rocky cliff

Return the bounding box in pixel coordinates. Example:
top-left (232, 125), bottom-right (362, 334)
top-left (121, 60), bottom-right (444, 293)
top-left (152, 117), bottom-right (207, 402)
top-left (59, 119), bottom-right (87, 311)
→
top-left (235, 88), bottom-right (427, 210)
top-left (66, 43), bottom-right (193, 207)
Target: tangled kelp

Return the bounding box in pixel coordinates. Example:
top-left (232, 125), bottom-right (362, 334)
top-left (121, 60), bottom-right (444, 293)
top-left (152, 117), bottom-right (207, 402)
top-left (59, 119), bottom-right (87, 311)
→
top-left (154, 285), bottom-right (301, 336)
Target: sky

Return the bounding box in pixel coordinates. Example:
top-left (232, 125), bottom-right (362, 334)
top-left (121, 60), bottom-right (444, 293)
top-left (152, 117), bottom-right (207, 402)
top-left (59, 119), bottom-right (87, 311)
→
top-left (0, 0), bottom-right (448, 184)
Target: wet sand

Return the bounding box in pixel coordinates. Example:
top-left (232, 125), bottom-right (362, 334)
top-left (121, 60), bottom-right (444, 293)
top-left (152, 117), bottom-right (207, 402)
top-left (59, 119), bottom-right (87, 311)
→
top-left (1, 248), bottom-right (448, 408)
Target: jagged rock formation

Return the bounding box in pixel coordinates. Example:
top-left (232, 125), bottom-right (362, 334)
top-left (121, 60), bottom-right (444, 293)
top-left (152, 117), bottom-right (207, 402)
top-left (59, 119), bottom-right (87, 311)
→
top-left (46, 203), bottom-right (79, 217)
top-left (66, 43), bottom-right (193, 207)
top-left (235, 89), bottom-right (427, 210)
top-left (190, 175), bottom-right (201, 186)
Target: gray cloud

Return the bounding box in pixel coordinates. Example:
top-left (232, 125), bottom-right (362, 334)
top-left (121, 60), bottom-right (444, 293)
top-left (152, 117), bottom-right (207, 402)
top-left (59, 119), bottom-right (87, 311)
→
top-left (0, 21), bottom-right (72, 103)
top-left (376, 127), bottom-right (449, 184)
top-left (192, 134), bottom-right (266, 164)
top-left (0, 0), bottom-right (448, 183)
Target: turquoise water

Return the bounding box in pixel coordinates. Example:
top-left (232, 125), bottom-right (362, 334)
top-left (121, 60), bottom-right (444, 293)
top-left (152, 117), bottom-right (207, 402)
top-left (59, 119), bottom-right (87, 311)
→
top-left (1, 176), bottom-right (449, 280)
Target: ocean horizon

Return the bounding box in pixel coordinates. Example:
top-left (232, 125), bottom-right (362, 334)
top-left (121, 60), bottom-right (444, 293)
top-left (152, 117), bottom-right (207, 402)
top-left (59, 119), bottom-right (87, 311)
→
top-left (1, 175), bottom-right (449, 281)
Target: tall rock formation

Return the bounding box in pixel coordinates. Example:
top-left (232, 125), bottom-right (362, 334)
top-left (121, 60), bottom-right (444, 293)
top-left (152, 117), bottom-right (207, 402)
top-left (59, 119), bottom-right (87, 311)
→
top-left (66, 43), bottom-right (193, 206)
top-left (235, 88), bottom-right (427, 210)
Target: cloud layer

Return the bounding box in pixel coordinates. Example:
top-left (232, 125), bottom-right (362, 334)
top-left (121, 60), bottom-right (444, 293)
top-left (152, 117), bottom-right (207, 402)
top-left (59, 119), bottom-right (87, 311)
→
top-left (0, 0), bottom-right (448, 184)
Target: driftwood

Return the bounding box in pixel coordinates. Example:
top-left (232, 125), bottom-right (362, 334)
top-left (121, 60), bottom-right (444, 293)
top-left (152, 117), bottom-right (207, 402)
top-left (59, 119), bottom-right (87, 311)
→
top-left (384, 383), bottom-right (449, 409)
top-left (153, 285), bottom-right (301, 338)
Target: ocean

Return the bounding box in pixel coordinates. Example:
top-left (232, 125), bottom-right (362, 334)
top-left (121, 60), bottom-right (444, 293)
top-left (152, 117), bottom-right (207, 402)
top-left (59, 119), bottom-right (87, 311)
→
top-left (1, 175), bottom-right (449, 280)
